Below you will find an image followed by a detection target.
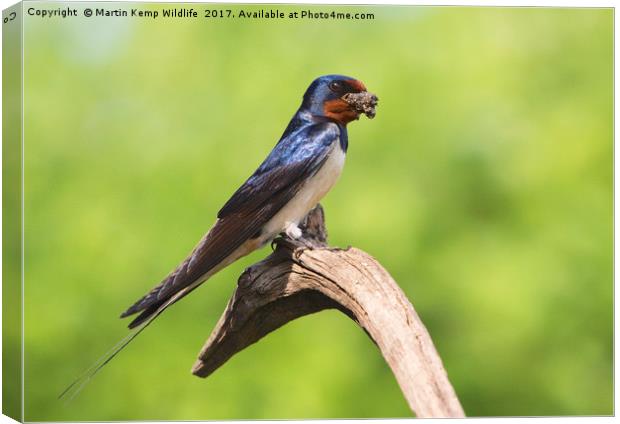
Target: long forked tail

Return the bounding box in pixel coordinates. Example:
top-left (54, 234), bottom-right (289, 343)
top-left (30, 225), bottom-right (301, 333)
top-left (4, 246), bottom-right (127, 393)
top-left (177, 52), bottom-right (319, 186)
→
top-left (58, 287), bottom-right (194, 402)
top-left (59, 219), bottom-right (256, 400)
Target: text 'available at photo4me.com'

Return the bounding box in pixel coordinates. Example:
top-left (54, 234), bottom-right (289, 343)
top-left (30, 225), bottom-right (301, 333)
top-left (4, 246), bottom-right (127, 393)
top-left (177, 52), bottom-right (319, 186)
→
top-left (22, 4), bottom-right (376, 21)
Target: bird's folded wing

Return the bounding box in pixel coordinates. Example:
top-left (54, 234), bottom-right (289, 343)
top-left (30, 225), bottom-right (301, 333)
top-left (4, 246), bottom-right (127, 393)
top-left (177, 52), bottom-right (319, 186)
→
top-left (121, 122), bottom-right (340, 326)
top-left (217, 123), bottom-right (339, 218)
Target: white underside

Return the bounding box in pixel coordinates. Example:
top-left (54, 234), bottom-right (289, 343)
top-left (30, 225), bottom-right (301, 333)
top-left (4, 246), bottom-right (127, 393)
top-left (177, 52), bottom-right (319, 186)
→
top-left (261, 142), bottom-right (346, 241)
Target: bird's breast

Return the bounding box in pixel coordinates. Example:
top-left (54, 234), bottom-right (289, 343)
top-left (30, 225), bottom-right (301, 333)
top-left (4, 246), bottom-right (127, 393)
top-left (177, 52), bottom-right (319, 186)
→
top-left (262, 143), bottom-right (346, 239)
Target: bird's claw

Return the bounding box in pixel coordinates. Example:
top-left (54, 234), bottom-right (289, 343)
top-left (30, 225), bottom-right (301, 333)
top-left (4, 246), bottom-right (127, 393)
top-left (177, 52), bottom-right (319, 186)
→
top-left (272, 234), bottom-right (316, 257)
top-left (292, 246), bottom-right (306, 262)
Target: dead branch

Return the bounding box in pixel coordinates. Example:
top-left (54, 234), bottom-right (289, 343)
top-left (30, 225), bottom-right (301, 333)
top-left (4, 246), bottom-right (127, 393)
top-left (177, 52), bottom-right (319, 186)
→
top-left (191, 205), bottom-right (465, 418)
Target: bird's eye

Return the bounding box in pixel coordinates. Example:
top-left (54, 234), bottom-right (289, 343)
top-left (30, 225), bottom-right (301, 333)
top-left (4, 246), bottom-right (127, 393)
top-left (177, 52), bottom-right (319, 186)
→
top-left (329, 81), bottom-right (344, 92)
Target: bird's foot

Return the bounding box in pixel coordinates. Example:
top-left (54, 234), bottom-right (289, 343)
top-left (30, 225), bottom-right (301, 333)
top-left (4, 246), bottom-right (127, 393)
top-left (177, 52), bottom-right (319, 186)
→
top-left (284, 222), bottom-right (303, 240)
top-left (270, 222), bottom-right (319, 260)
top-left (273, 235), bottom-right (316, 249)
top-left (272, 234), bottom-right (316, 261)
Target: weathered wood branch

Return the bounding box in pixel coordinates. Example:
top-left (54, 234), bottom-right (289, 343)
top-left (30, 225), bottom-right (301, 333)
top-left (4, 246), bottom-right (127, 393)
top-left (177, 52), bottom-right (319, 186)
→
top-left (191, 205), bottom-right (465, 418)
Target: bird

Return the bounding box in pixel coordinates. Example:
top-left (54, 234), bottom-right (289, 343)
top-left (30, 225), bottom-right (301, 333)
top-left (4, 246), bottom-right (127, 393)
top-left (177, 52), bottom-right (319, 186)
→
top-left (60, 74), bottom-right (377, 399)
top-left (121, 74), bottom-right (378, 328)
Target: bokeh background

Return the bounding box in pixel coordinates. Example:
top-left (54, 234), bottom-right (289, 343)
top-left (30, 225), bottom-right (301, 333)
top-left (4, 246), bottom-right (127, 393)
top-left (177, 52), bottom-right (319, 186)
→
top-left (19, 3), bottom-right (612, 420)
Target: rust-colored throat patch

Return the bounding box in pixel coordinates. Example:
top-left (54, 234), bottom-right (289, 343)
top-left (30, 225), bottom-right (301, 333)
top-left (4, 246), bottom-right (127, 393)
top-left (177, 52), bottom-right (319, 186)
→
top-left (342, 91), bottom-right (379, 119)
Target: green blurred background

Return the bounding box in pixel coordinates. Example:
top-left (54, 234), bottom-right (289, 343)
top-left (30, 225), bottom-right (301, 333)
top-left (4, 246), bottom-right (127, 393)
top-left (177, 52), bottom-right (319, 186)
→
top-left (19, 3), bottom-right (612, 420)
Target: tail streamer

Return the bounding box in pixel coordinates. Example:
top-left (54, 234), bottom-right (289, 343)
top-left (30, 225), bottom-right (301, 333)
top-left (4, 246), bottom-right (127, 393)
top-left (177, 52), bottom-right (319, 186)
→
top-left (58, 289), bottom-right (188, 402)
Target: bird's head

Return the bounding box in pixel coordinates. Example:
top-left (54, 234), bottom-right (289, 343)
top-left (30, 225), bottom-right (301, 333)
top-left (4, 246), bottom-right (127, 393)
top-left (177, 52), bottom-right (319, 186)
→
top-left (301, 74), bottom-right (378, 125)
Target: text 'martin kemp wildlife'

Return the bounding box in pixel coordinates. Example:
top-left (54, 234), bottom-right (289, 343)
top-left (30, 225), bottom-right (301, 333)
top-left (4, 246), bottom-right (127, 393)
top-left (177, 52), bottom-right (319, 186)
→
top-left (62, 74), bottom-right (378, 398)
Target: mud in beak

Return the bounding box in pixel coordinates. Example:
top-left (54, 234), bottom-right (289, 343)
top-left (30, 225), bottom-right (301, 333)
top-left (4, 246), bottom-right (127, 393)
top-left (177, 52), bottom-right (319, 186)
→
top-left (342, 91), bottom-right (379, 119)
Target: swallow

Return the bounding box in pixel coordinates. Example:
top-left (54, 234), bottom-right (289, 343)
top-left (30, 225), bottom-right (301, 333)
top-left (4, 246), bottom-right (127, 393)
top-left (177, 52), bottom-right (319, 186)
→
top-left (121, 74), bottom-right (378, 328)
top-left (60, 75), bottom-right (377, 398)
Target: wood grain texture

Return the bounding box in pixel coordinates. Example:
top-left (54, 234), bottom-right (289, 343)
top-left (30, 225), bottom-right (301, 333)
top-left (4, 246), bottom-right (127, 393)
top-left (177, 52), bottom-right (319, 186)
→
top-left (191, 205), bottom-right (465, 418)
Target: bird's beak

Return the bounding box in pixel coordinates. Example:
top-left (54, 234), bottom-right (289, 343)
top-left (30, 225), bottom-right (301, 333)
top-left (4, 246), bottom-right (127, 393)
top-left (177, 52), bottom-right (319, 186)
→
top-left (342, 90), bottom-right (379, 119)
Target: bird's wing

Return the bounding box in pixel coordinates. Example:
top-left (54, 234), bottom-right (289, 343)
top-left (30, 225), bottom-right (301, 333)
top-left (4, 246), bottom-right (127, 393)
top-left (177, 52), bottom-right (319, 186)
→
top-left (121, 122), bottom-right (340, 328)
top-left (216, 123), bottom-right (338, 218)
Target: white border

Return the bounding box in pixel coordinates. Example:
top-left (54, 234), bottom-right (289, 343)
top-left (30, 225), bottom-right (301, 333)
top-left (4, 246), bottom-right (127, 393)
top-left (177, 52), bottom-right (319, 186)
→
top-left (0, 1), bottom-right (616, 424)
